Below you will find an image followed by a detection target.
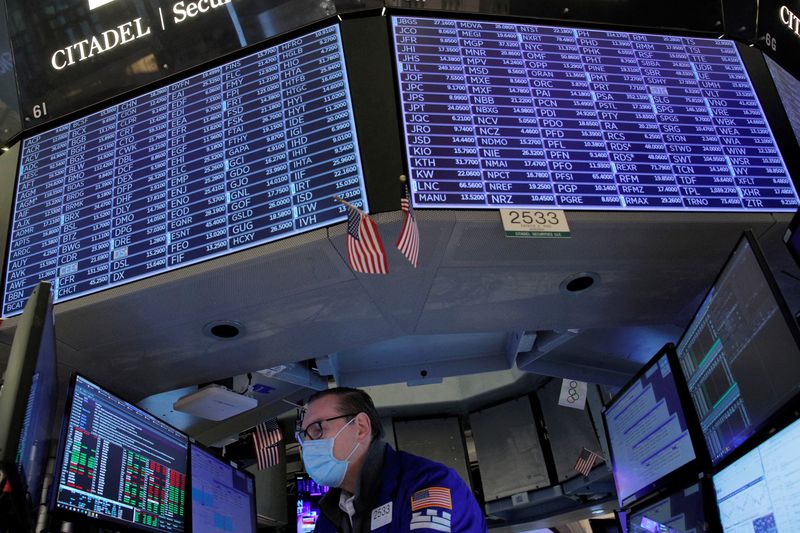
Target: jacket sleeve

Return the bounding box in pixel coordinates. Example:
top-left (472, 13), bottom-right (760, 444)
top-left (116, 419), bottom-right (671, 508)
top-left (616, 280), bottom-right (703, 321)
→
top-left (399, 465), bottom-right (488, 533)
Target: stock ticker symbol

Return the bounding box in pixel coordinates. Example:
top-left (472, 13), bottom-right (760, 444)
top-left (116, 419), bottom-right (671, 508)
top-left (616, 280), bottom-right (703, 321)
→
top-left (566, 381), bottom-right (581, 403)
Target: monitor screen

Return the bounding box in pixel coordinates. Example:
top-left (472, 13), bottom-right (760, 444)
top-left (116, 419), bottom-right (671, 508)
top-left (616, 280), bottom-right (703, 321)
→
top-left (296, 475), bottom-right (329, 532)
top-left (714, 416), bottom-right (800, 532)
top-left (390, 16), bottom-right (798, 212)
top-left (0, 282), bottom-right (57, 529)
top-left (51, 375), bottom-right (188, 532)
top-left (190, 443), bottom-right (256, 533)
top-left (603, 347), bottom-right (697, 505)
top-left (3, 23), bottom-right (368, 317)
top-left (628, 482), bottom-right (707, 533)
top-left (676, 232), bottom-right (800, 465)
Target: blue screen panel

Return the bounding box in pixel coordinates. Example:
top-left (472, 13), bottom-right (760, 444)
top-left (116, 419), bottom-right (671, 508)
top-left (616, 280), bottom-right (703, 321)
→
top-left (628, 482), bottom-right (706, 533)
top-left (3, 24), bottom-right (367, 317)
top-left (52, 375), bottom-right (188, 532)
top-left (676, 235), bottom-right (800, 465)
top-left (714, 417), bottom-right (800, 532)
top-left (391, 16), bottom-right (798, 212)
top-left (296, 475), bottom-right (329, 533)
top-left (190, 444), bottom-right (255, 533)
top-left (604, 354), bottom-right (697, 505)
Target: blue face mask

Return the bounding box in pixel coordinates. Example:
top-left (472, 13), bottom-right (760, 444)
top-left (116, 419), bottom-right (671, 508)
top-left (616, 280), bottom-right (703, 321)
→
top-left (300, 417), bottom-right (360, 487)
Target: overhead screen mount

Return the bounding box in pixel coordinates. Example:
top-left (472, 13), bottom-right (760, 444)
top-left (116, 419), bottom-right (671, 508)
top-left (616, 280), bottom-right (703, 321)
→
top-left (50, 374), bottom-right (189, 532)
top-left (390, 16), bottom-right (799, 211)
top-left (2, 23), bottom-right (367, 318)
top-left (189, 442), bottom-right (256, 533)
top-left (675, 230), bottom-right (800, 466)
top-left (602, 343), bottom-right (706, 508)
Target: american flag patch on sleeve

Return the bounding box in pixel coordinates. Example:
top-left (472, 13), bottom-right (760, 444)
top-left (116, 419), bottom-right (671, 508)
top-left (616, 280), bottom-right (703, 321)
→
top-left (411, 487), bottom-right (452, 512)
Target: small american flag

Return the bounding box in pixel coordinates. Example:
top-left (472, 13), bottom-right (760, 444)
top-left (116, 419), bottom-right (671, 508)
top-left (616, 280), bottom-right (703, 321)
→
top-left (345, 202), bottom-right (388, 274)
top-left (253, 417), bottom-right (283, 470)
top-left (573, 447), bottom-right (601, 477)
top-left (396, 179), bottom-right (420, 268)
top-left (410, 487), bottom-right (452, 511)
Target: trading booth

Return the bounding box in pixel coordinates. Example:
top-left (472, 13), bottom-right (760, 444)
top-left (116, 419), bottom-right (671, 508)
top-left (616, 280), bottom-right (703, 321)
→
top-left (1, 0), bottom-right (800, 531)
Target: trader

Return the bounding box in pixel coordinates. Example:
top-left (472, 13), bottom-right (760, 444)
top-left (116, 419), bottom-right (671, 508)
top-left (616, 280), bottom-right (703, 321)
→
top-left (296, 387), bottom-right (488, 533)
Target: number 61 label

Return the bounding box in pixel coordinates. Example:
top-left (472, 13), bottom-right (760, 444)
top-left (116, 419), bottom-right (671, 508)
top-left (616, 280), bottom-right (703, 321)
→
top-left (499, 209), bottom-right (571, 238)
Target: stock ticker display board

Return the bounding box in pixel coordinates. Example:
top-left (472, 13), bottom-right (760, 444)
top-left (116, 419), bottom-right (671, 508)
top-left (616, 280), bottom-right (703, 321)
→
top-left (3, 24), bottom-right (367, 317)
top-left (391, 16), bottom-right (799, 211)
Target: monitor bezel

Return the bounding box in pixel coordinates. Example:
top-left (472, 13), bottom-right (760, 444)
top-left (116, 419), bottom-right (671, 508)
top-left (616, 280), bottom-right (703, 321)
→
top-left (674, 229), bottom-right (800, 467)
top-left (384, 10), bottom-right (800, 213)
top-left (625, 476), bottom-right (722, 533)
top-left (602, 342), bottom-right (709, 508)
top-left (0, 281), bottom-right (56, 530)
top-left (782, 207), bottom-right (800, 268)
top-left (49, 372), bottom-right (190, 533)
top-left (1, 16), bottom-right (371, 320)
top-left (187, 440), bottom-right (257, 533)
top-left (711, 399), bottom-right (800, 528)
top-left (712, 388), bottom-right (800, 475)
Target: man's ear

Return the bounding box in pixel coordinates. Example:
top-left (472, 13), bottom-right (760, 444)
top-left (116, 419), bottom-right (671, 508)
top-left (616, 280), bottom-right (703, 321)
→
top-left (355, 412), bottom-right (372, 442)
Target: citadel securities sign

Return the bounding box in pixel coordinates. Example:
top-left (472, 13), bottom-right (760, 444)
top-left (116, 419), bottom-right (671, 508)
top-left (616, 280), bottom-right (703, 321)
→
top-left (51, 0), bottom-right (233, 70)
top-left (757, 0), bottom-right (800, 80)
top-left (6, 0), bottom-right (331, 126)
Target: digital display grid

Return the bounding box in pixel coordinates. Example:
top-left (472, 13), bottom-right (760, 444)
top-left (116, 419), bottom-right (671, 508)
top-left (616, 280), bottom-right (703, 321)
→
top-left (3, 24), bottom-right (367, 317)
top-left (190, 444), bottom-right (255, 533)
top-left (391, 16), bottom-right (798, 212)
top-left (53, 375), bottom-right (188, 532)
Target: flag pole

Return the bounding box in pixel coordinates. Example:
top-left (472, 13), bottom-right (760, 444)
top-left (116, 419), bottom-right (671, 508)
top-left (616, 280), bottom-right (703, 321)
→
top-left (333, 195), bottom-right (358, 210)
top-left (399, 174), bottom-right (407, 183)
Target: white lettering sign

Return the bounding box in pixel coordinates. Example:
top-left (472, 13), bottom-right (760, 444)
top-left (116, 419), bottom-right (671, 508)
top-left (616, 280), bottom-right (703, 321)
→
top-left (780, 5), bottom-right (800, 36)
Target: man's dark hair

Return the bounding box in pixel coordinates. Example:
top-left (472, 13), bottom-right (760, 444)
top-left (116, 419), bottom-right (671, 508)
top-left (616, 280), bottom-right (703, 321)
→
top-left (306, 387), bottom-right (384, 440)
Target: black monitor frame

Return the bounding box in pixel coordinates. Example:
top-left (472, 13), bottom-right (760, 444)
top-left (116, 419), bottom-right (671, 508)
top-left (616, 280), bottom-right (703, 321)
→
top-left (602, 343), bottom-right (709, 508)
top-left (383, 9), bottom-right (800, 209)
top-left (187, 440), bottom-right (257, 533)
top-left (49, 372), bottom-right (190, 533)
top-left (710, 395), bottom-right (800, 529)
top-left (712, 387), bottom-right (800, 475)
top-left (625, 476), bottom-right (722, 533)
top-left (0, 281), bottom-right (57, 530)
top-left (782, 207), bottom-right (800, 268)
top-left (675, 229), bottom-right (800, 468)
top-left (0, 14), bottom-right (398, 318)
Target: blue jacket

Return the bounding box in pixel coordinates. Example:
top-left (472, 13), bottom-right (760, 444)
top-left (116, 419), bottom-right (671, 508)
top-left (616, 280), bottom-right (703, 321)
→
top-left (314, 441), bottom-right (487, 533)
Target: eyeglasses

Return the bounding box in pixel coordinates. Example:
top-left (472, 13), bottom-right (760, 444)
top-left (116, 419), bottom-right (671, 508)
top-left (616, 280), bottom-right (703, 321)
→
top-left (295, 413), bottom-right (358, 444)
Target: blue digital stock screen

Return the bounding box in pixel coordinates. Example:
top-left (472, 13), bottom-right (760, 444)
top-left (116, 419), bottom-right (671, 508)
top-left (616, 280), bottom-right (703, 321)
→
top-left (3, 24), bottom-right (367, 317)
top-left (391, 16), bottom-right (798, 211)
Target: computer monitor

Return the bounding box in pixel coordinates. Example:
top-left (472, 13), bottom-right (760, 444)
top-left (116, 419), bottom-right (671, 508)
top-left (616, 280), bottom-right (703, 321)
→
top-left (50, 374), bottom-right (188, 532)
top-left (627, 480), bottom-right (718, 533)
top-left (676, 231), bottom-right (800, 465)
top-left (296, 474), bottom-right (329, 532)
top-left (189, 442), bottom-right (256, 533)
top-left (603, 344), bottom-right (703, 506)
top-left (0, 282), bottom-right (57, 530)
top-left (713, 414), bottom-right (800, 532)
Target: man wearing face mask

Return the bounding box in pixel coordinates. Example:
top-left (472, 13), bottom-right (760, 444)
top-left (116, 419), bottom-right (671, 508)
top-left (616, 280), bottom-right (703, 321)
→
top-left (296, 387), bottom-right (488, 533)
